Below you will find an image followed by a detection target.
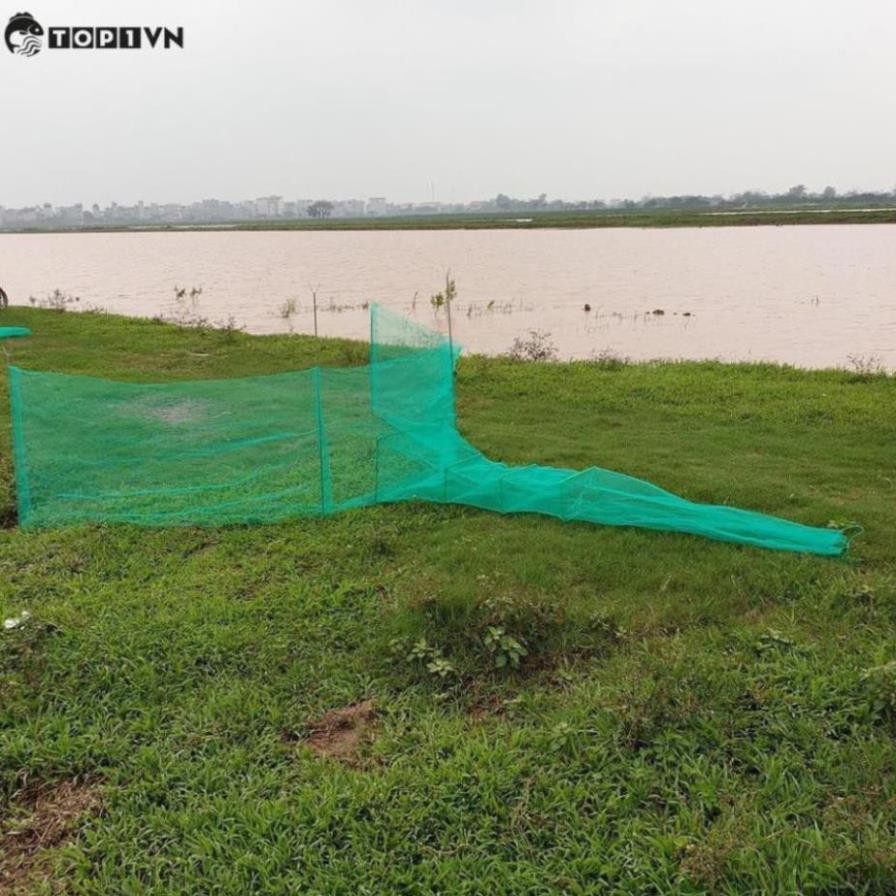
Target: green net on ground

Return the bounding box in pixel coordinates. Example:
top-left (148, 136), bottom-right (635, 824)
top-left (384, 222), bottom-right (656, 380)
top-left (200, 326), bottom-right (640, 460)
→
top-left (0, 327), bottom-right (32, 339)
top-left (8, 305), bottom-right (847, 555)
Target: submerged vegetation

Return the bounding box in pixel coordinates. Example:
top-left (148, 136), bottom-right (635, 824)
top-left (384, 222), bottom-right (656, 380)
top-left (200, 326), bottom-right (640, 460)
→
top-left (0, 307), bottom-right (894, 893)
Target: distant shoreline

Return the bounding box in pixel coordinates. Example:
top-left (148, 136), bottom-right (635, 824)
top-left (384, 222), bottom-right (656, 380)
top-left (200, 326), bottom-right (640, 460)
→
top-left (3, 206), bottom-right (896, 235)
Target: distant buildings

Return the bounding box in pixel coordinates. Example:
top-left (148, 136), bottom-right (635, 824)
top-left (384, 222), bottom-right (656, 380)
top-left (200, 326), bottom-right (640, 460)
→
top-left (0, 195), bottom-right (430, 229)
top-left (2, 187), bottom-right (894, 230)
top-left (254, 196), bottom-right (283, 218)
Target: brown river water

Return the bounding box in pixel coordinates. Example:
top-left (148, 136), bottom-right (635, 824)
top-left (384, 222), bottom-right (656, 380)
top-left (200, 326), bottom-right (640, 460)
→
top-left (1, 225), bottom-right (894, 369)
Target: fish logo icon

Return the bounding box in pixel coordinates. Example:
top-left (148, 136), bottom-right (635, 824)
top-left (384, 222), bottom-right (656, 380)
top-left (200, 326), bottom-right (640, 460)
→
top-left (5, 11), bottom-right (43, 56)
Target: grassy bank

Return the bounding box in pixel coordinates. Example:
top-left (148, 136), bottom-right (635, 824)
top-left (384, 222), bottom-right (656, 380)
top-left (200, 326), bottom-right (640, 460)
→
top-left (6, 206), bottom-right (896, 235)
top-left (1, 307), bottom-right (895, 894)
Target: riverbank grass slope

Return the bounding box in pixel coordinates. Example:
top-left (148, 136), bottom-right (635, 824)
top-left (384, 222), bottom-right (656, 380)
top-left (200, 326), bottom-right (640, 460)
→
top-left (1, 308), bottom-right (894, 894)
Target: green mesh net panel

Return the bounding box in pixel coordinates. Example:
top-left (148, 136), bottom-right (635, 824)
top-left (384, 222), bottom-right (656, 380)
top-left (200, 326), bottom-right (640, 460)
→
top-left (8, 305), bottom-right (846, 555)
top-left (0, 327), bottom-right (32, 340)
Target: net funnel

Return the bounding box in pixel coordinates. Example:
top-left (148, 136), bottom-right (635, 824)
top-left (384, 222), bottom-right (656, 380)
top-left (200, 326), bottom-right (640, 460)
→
top-left (7, 305), bottom-right (848, 555)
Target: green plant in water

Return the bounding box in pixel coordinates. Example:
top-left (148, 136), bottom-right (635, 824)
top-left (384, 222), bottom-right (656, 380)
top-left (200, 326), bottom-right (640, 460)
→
top-left (430, 277), bottom-right (456, 312)
top-left (279, 297), bottom-right (298, 320)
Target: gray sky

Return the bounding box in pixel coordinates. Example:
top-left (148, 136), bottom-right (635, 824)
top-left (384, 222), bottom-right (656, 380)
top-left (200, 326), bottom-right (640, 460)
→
top-left (2, 0), bottom-right (894, 207)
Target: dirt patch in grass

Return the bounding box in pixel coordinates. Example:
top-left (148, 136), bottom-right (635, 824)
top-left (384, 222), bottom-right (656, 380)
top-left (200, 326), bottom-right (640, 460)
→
top-left (1, 778), bottom-right (102, 893)
top-left (468, 690), bottom-right (511, 723)
top-left (297, 700), bottom-right (377, 764)
top-left (0, 501), bottom-right (17, 529)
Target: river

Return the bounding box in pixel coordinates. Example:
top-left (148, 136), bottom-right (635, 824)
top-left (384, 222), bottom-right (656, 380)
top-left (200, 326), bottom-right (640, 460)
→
top-left (1, 224), bottom-right (894, 369)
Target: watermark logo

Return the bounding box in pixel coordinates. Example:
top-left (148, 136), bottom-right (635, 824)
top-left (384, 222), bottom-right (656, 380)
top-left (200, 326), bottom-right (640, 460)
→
top-left (4, 12), bottom-right (183, 56)
top-left (5, 11), bottom-right (42, 56)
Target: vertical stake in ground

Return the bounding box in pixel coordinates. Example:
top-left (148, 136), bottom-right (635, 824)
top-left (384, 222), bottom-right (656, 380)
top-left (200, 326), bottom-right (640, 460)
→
top-left (444, 270), bottom-right (457, 424)
top-left (313, 366), bottom-right (331, 516)
top-left (445, 269), bottom-right (454, 360)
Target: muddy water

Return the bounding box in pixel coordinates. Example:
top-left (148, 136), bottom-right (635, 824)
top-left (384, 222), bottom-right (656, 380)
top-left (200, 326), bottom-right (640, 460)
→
top-left (1, 224), bottom-right (894, 368)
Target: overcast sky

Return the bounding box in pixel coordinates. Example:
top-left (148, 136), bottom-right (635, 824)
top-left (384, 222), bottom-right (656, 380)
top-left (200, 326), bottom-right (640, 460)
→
top-left (1, 0), bottom-right (894, 207)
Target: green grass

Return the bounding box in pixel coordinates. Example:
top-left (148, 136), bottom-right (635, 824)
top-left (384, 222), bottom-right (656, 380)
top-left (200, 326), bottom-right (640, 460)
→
top-left (1, 307), bottom-right (895, 894)
top-left (7, 206), bottom-right (896, 235)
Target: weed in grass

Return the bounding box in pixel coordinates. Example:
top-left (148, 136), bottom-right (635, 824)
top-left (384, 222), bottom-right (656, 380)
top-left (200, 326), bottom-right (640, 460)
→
top-left (860, 661), bottom-right (896, 725)
top-left (28, 289), bottom-right (80, 312)
top-left (393, 636), bottom-right (458, 681)
top-left (482, 625), bottom-right (528, 669)
top-left (156, 285), bottom-right (243, 338)
top-left (589, 347), bottom-right (630, 370)
top-left (846, 353), bottom-right (886, 380)
top-left (506, 329), bottom-right (559, 361)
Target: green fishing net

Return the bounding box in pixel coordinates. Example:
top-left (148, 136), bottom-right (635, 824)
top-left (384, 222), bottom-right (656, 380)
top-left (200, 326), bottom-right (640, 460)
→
top-left (0, 327), bottom-right (32, 339)
top-left (7, 306), bottom-right (846, 554)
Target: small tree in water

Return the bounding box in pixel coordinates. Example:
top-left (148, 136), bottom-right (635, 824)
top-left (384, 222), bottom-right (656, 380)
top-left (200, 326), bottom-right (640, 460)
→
top-left (430, 277), bottom-right (456, 312)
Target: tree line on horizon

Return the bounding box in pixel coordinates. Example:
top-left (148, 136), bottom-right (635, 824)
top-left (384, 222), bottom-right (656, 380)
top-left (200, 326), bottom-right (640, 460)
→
top-left (484, 184), bottom-right (896, 214)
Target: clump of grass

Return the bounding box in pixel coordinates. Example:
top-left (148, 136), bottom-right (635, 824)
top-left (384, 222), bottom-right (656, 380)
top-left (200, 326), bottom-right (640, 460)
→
top-left (589, 347), bottom-right (630, 370)
top-left (506, 329), bottom-right (558, 361)
top-left (846, 353), bottom-right (888, 381)
top-left (28, 290), bottom-right (80, 312)
top-left (383, 582), bottom-right (620, 689)
top-left (157, 285), bottom-right (243, 339)
top-left (860, 661), bottom-right (896, 725)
